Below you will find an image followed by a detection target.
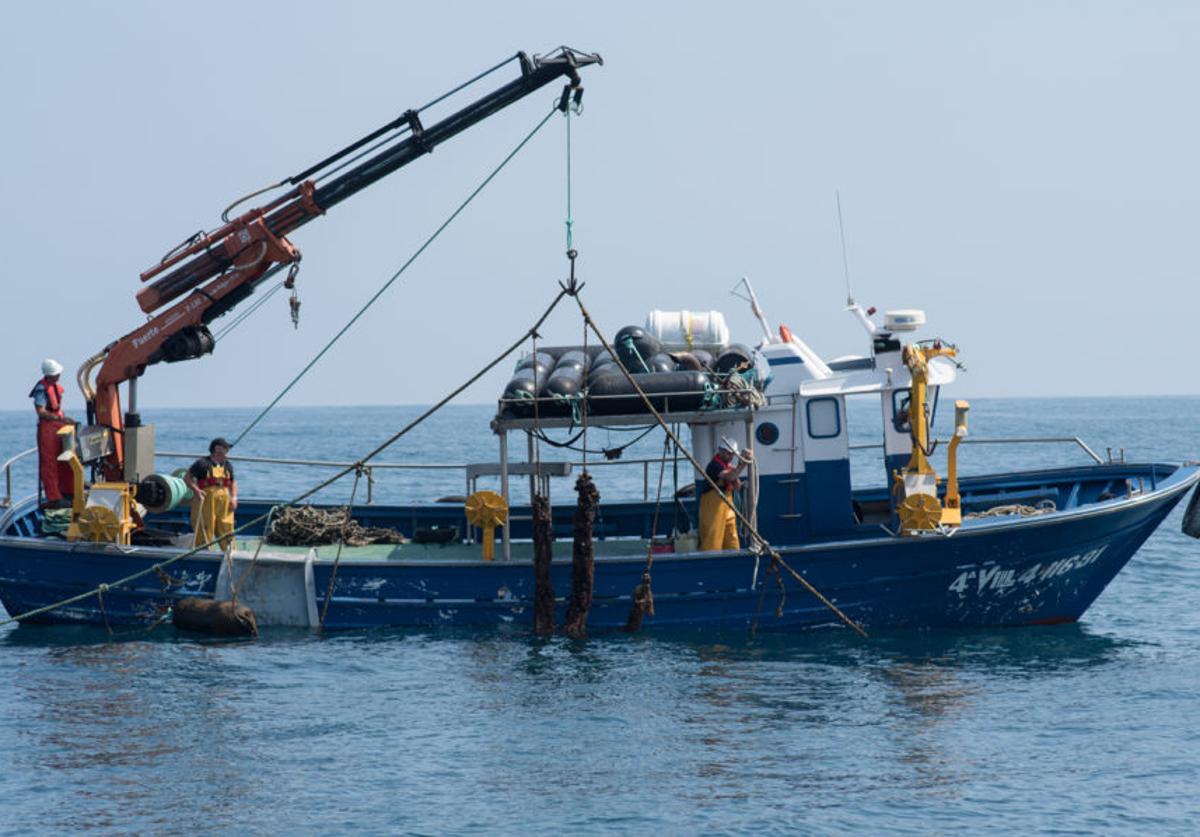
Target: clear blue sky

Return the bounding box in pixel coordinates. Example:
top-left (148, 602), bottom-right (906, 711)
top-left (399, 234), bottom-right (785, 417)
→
top-left (1, 1), bottom-right (1197, 415)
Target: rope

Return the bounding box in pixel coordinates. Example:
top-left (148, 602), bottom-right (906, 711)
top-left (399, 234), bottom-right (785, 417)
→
top-left (624, 434), bottom-right (670, 632)
top-left (227, 504), bottom-right (279, 606)
top-left (528, 422), bottom-right (656, 455)
top-left (570, 292), bottom-right (869, 638)
top-left (231, 105), bottom-right (562, 450)
top-left (319, 467), bottom-right (363, 632)
top-left (0, 289), bottom-right (573, 629)
top-left (565, 105), bottom-right (573, 251)
top-left (965, 500), bottom-right (1056, 520)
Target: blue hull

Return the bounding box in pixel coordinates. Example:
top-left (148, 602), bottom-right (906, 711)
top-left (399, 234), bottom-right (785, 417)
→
top-left (1, 464), bottom-right (1196, 632)
top-left (313, 477), bottom-right (1186, 630)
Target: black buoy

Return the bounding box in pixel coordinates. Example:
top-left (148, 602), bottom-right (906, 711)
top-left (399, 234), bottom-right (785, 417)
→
top-left (714, 343), bottom-right (754, 375)
top-left (515, 351), bottom-right (556, 373)
top-left (647, 353), bottom-right (676, 374)
top-left (546, 365), bottom-right (584, 393)
top-left (502, 364), bottom-right (550, 416)
top-left (555, 349), bottom-right (590, 371)
top-left (614, 325), bottom-right (662, 373)
top-left (588, 370), bottom-right (710, 415)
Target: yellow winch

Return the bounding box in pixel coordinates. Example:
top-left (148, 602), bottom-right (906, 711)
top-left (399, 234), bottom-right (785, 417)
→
top-left (464, 490), bottom-right (508, 561)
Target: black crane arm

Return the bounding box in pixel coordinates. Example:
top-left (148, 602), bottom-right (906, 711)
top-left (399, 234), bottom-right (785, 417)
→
top-left (136, 47), bottom-right (602, 314)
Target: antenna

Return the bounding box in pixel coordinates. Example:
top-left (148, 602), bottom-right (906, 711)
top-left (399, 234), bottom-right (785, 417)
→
top-left (836, 190), bottom-right (853, 305)
top-left (836, 191), bottom-right (878, 342)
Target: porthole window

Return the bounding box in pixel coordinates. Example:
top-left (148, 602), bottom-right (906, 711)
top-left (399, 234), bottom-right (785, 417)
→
top-left (806, 397), bottom-right (841, 439)
top-left (756, 422), bottom-right (780, 446)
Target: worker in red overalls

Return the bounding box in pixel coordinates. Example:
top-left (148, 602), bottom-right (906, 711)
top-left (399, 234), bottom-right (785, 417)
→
top-left (29, 358), bottom-right (77, 508)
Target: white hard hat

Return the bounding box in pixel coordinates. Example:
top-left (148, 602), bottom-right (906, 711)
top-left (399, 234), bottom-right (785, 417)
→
top-left (718, 436), bottom-right (740, 456)
top-left (41, 358), bottom-right (63, 376)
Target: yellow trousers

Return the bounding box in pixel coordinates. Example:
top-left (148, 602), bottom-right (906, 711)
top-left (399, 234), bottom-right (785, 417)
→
top-left (699, 489), bottom-right (739, 551)
top-left (192, 488), bottom-right (235, 551)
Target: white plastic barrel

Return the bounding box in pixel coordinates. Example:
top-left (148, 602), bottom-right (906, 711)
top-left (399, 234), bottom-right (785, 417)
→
top-left (644, 310), bottom-right (730, 352)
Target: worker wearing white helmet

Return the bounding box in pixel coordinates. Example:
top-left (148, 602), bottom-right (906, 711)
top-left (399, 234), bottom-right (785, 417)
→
top-left (29, 358), bottom-right (77, 508)
top-left (699, 435), bottom-right (753, 551)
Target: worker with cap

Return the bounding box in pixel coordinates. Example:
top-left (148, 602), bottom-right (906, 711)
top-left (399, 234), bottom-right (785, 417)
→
top-left (29, 359), bottom-right (77, 508)
top-left (184, 438), bottom-right (238, 550)
top-left (699, 436), bottom-right (753, 551)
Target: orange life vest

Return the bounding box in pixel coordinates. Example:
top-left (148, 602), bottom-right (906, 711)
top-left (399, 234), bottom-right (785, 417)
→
top-left (30, 377), bottom-right (64, 421)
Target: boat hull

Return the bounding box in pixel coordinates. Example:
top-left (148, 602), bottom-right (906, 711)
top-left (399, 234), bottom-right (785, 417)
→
top-left (312, 477), bottom-right (1188, 630)
top-left (0, 465), bottom-right (1195, 632)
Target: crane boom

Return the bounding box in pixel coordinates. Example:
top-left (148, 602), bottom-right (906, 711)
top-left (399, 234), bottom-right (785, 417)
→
top-left (83, 47), bottom-right (602, 479)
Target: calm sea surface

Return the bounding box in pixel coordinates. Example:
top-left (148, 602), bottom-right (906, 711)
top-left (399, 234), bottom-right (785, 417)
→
top-left (0, 397), bottom-right (1197, 835)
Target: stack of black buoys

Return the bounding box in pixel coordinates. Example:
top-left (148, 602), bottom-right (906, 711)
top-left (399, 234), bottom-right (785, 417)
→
top-left (500, 329), bottom-right (749, 419)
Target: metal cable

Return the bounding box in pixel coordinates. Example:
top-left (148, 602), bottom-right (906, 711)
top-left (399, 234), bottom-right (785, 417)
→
top-left (312, 128), bottom-right (412, 186)
top-left (213, 280), bottom-right (286, 341)
top-left (417, 53), bottom-right (519, 113)
top-left (231, 105), bottom-right (562, 450)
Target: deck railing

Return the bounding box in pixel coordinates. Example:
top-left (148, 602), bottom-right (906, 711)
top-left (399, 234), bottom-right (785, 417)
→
top-left (2, 435), bottom-right (1107, 509)
top-left (156, 450), bottom-right (669, 505)
top-left (849, 435), bottom-right (1104, 464)
top-left (0, 448), bottom-right (37, 508)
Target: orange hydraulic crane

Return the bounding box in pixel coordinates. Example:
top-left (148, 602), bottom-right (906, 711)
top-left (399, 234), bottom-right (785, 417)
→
top-left (76, 48), bottom-right (601, 480)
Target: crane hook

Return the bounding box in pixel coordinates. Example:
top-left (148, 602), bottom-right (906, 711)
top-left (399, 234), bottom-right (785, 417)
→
top-left (284, 260), bottom-right (302, 329)
top-left (289, 290), bottom-right (301, 329)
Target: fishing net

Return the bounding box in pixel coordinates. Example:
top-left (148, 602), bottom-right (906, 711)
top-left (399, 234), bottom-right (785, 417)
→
top-left (265, 505), bottom-right (409, 547)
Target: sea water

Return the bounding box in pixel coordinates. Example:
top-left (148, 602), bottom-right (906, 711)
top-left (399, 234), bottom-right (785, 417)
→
top-left (0, 398), bottom-right (1197, 835)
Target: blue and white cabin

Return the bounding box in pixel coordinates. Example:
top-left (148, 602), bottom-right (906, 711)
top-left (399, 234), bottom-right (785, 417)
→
top-left (688, 305), bottom-right (958, 543)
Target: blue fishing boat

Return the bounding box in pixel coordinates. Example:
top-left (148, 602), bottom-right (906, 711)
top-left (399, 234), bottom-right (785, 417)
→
top-left (1, 48), bottom-right (1196, 634)
top-left (2, 288), bottom-right (1195, 632)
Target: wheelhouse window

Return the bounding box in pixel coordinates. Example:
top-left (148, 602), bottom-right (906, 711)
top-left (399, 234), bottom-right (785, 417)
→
top-left (807, 397), bottom-right (841, 439)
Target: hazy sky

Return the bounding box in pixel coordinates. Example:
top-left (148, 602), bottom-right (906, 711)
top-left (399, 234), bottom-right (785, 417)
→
top-left (2, 1), bottom-right (1197, 421)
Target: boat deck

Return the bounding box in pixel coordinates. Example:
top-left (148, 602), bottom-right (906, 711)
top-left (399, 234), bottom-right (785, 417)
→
top-left (235, 536), bottom-right (653, 563)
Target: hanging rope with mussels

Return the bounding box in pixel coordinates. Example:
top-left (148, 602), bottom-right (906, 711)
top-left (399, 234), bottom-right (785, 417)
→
top-left (569, 292), bottom-right (870, 639)
top-left (624, 435), bottom-right (672, 632)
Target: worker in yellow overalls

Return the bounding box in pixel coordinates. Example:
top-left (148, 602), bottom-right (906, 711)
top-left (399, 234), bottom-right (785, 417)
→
top-left (699, 436), bottom-right (753, 551)
top-left (184, 437), bottom-right (238, 551)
